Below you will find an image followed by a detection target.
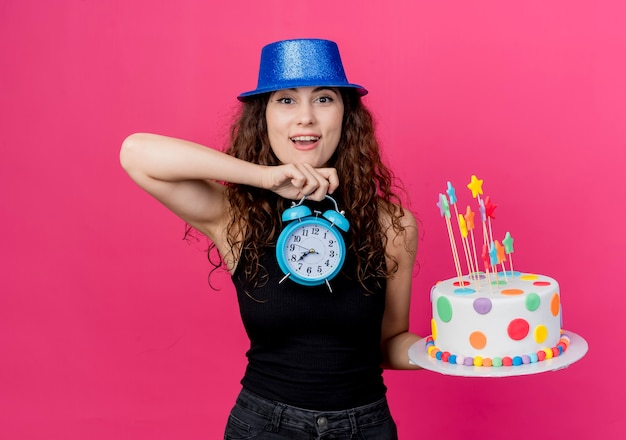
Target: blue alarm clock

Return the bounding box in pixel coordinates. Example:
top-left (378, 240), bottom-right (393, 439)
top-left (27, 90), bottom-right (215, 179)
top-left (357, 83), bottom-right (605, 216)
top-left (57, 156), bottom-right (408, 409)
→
top-left (276, 195), bottom-right (350, 292)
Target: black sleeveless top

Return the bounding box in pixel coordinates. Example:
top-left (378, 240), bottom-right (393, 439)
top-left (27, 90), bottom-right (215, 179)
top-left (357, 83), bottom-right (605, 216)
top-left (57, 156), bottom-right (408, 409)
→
top-left (232, 242), bottom-right (387, 411)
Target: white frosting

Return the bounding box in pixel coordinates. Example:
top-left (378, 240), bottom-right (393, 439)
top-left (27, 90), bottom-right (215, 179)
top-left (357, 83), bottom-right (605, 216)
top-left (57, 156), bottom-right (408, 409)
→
top-left (430, 272), bottom-right (562, 359)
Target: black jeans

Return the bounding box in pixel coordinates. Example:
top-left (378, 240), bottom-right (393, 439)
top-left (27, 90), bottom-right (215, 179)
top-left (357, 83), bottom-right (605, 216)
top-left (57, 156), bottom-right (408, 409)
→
top-left (224, 388), bottom-right (398, 439)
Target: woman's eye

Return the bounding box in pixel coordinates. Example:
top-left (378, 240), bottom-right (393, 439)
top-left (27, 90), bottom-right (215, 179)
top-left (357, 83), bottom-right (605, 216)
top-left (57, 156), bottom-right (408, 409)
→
top-left (316, 96), bottom-right (333, 103)
top-left (276, 97), bottom-right (293, 104)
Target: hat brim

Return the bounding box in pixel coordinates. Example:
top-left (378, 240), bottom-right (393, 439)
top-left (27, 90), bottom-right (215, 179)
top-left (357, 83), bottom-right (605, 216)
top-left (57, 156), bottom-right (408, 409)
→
top-left (237, 83), bottom-right (368, 102)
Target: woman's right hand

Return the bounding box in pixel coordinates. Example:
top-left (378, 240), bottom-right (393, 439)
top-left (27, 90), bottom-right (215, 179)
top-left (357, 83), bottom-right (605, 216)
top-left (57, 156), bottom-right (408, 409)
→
top-left (260, 163), bottom-right (339, 201)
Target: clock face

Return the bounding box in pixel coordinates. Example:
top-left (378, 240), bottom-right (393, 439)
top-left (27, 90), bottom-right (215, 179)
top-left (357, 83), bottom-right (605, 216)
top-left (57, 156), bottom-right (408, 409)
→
top-left (276, 217), bottom-right (346, 286)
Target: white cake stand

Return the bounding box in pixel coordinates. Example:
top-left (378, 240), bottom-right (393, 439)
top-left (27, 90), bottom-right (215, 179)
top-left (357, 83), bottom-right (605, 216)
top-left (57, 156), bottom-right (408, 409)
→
top-left (408, 330), bottom-right (588, 377)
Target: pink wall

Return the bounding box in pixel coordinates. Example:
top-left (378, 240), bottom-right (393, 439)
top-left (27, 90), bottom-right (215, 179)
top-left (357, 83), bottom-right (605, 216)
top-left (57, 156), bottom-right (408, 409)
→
top-left (1, 0), bottom-right (624, 438)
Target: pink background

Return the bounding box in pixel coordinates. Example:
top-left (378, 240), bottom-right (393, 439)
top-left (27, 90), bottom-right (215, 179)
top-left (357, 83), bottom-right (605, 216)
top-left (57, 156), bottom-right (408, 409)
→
top-left (1, 0), bottom-right (624, 438)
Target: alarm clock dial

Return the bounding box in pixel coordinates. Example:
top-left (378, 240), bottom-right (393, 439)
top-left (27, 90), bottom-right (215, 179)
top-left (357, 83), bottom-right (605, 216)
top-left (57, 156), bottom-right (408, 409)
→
top-left (278, 218), bottom-right (345, 285)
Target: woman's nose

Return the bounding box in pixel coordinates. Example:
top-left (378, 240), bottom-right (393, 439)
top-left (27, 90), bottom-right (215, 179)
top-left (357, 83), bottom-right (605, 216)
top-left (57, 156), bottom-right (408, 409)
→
top-left (297, 103), bottom-right (315, 125)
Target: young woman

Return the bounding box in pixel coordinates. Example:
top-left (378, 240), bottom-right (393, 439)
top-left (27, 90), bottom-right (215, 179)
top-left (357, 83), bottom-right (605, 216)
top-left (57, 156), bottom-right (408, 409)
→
top-left (120, 38), bottom-right (421, 439)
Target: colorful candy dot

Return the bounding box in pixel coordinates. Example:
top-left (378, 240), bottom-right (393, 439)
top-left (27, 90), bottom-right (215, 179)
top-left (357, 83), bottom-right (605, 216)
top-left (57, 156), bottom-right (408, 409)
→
top-left (492, 357), bottom-right (503, 367)
top-left (463, 357), bottom-right (474, 366)
top-left (436, 351), bottom-right (443, 360)
top-left (482, 358), bottom-right (493, 367)
top-left (453, 287), bottom-right (476, 295)
top-left (520, 274), bottom-right (538, 280)
top-left (501, 289), bottom-right (524, 296)
top-left (456, 355), bottom-right (466, 365)
top-left (522, 355), bottom-right (531, 364)
top-left (525, 293), bottom-right (541, 311)
top-left (529, 353), bottom-right (539, 363)
top-left (533, 281), bottom-right (551, 286)
top-left (537, 350), bottom-right (546, 361)
top-left (512, 356), bottom-right (523, 366)
top-left (441, 352), bottom-right (451, 362)
top-left (473, 356), bottom-right (483, 367)
top-left (534, 325), bottom-right (548, 344)
top-left (448, 354), bottom-right (457, 364)
top-left (502, 357), bottom-right (513, 366)
top-left (550, 294), bottom-right (560, 316)
top-left (473, 298), bottom-right (493, 314)
top-left (437, 297), bottom-right (453, 322)
top-left (469, 331), bottom-right (487, 349)
top-left (544, 348), bottom-right (553, 359)
top-left (552, 347), bottom-right (560, 357)
top-left (507, 319), bottom-right (530, 340)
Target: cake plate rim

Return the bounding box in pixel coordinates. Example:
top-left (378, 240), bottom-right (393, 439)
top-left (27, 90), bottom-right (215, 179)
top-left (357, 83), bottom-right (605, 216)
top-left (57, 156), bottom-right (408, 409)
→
top-left (408, 330), bottom-right (588, 378)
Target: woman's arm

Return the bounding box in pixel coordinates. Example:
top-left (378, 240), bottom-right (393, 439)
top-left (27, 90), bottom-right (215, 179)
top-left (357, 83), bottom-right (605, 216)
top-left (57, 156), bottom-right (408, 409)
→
top-left (380, 206), bottom-right (423, 370)
top-left (120, 133), bottom-right (257, 237)
top-left (119, 133), bottom-right (340, 239)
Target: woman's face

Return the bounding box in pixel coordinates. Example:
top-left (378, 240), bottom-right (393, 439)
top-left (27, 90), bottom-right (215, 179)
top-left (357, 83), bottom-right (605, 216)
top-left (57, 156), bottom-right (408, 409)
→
top-left (265, 86), bottom-right (344, 167)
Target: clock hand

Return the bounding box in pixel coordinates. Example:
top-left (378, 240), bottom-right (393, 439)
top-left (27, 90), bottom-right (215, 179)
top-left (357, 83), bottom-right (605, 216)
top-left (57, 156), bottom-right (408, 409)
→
top-left (293, 244), bottom-right (312, 251)
top-left (297, 248), bottom-right (319, 260)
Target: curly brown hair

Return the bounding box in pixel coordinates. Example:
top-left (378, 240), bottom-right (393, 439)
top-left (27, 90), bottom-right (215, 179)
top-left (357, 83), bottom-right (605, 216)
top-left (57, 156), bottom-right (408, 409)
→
top-left (216, 88), bottom-right (407, 293)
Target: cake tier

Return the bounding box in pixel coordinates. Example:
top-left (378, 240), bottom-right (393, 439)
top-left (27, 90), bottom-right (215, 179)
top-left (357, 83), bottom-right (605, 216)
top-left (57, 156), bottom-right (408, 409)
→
top-left (430, 272), bottom-right (562, 361)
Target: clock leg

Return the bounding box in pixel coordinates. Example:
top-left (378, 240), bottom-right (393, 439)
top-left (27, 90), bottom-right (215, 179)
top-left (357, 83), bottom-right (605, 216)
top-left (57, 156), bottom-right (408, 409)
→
top-left (325, 279), bottom-right (333, 293)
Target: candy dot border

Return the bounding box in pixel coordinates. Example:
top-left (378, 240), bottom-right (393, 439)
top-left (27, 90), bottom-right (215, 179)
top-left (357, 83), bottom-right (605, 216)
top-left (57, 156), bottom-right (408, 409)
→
top-left (424, 333), bottom-right (570, 367)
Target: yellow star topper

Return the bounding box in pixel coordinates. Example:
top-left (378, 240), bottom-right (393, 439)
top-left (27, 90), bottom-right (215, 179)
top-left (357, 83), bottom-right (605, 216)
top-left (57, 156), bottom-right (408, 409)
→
top-left (467, 175), bottom-right (484, 199)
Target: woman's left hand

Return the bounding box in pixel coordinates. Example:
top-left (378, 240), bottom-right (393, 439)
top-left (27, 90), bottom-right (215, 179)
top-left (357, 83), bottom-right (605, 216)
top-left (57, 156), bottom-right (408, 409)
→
top-left (259, 162), bottom-right (339, 201)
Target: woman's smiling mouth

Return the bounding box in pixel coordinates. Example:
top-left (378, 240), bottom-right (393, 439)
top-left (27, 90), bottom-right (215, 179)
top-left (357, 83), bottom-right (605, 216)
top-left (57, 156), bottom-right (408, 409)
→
top-left (290, 135), bottom-right (320, 144)
top-left (290, 135), bottom-right (320, 150)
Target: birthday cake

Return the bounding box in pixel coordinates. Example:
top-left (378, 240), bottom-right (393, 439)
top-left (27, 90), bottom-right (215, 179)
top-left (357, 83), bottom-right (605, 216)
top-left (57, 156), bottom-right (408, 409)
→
top-left (425, 176), bottom-right (570, 367)
top-left (427, 272), bottom-right (568, 367)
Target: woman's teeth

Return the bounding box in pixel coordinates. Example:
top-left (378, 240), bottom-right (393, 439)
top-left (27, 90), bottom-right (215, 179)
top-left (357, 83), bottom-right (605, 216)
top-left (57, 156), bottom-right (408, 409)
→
top-left (290, 136), bottom-right (319, 142)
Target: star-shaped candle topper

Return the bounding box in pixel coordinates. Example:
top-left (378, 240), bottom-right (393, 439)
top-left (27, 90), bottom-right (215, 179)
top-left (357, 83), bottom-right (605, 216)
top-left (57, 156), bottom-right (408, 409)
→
top-left (495, 240), bottom-right (507, 263)
top-left (467, 175), bottom-right (484, 198)
top-left (458, 214), bottom-right (468, 238)
top-left (481, 244), bottom-right (491, 269)
top-left (464, 206), bottom-right (476, 231)
top-left (478, 198), bottom-right (487, 222)
top-left (437, 193), bottom-right (451, 218)
top-left (503, 232), bottom-right (514, 254)
top-left (446, 181), bottom-right (457, 205)
top-left (484, 196), bottom-right (497, 219)
top-left (489, 242), bottom-right (499, 266)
